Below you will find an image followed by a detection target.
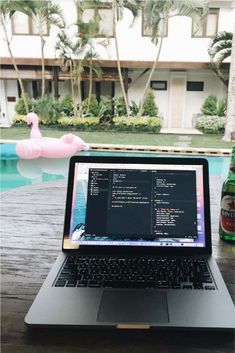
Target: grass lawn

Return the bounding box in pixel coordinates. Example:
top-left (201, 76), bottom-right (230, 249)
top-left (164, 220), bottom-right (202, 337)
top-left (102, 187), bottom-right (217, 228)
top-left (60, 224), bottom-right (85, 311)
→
top-left (1, 126), bottom-right (234, 149)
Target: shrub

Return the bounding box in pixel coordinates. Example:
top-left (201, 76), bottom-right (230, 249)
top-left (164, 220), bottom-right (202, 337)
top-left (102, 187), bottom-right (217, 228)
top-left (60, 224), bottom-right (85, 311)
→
top-left (113, 116), bottom-right (161, 133)
top-left (56, 116), bottom-right (74, 126)
top-left (129, 100), bottom-right (140, 116)
top-left (143, 90), bottom-right (158, 117)
top-left (15, 95), bottom-right (32, 115)
top-left (33, 95), bottom-right (61, 125)
top-left (59, 94), bottom-right (74, 117)
top-left (113, 96), bottom-right (127, 116)
top-left (12, 114), bottom-right (27, 126)
top-left (73, 117), bottom-right (100, 128)
top-left (82, 95), bottom-right (99, 117)
top-left (201, 95), bottom-right (227, 117)
top-left (57, 116), bottom-right (99, 130)
top-left (98, 95), bottom-right (113, 122)
top-left (194, 115), bottom-right (226, 134)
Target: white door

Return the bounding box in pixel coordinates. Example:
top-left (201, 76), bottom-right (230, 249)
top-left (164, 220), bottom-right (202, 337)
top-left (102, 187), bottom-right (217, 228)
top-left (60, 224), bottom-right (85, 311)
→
top-left (168, 74), bottom-right (186, 128)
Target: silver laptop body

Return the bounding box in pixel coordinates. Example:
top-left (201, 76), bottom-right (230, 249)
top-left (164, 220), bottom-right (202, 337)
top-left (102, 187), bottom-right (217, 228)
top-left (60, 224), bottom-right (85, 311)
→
top-left (25, 155), bottom-right (235, 329)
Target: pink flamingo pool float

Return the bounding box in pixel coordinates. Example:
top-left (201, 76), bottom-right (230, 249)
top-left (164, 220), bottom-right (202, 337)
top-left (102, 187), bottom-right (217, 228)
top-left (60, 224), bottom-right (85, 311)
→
top-left (16, 113), bottom-right (89, 159)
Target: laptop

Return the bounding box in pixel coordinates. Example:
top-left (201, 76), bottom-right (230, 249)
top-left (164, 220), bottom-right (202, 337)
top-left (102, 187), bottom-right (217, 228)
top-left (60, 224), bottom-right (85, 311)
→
top-left (25, 155), bottom-right (235, 329)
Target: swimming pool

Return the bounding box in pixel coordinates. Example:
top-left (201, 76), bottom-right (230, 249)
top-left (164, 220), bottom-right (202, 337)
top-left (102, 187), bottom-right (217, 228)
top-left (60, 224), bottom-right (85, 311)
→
top-left (0, 145), bottom-right (230, 192)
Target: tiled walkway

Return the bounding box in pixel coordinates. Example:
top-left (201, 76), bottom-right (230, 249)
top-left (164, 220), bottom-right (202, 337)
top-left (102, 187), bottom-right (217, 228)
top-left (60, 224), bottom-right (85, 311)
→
top-left (160, 128), bottom-right (203, 135)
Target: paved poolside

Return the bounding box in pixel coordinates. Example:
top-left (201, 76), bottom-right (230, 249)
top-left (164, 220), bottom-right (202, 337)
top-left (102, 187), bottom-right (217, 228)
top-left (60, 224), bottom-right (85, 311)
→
top-left (1, 174), bottom-right (225, 240)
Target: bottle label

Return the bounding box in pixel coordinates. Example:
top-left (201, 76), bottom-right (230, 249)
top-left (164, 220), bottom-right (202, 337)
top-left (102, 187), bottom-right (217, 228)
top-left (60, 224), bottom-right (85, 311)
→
top-left (220, 193), bottom-right (235, 234)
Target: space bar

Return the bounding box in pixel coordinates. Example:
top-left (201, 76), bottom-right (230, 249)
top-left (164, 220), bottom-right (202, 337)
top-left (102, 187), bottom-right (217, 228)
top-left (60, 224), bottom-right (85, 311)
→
top-left (103, 281), bottom-right (156, 288)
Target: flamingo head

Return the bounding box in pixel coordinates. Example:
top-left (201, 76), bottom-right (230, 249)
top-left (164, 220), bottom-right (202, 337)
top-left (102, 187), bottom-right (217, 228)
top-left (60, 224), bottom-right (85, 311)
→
top-left (26, 112), bottom-right (39, 127)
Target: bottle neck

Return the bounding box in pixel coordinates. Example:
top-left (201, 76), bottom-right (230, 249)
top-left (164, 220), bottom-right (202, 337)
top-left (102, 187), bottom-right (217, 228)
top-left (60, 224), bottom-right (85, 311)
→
top-left (228, 162), bottom-right (235, 181)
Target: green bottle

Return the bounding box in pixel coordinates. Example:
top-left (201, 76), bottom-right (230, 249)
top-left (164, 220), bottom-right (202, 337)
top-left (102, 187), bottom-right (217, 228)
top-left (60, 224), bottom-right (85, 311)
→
top-left (219, 146), bottom-right (235, 241)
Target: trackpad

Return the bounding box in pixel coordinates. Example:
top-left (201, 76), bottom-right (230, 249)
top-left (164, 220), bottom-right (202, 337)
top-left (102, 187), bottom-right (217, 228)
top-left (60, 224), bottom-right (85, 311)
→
top-left (97, 290), bottom-right (169, 324)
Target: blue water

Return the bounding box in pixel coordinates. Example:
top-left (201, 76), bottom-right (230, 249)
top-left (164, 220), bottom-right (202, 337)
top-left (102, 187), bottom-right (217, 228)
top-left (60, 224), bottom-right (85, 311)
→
top-left (0, 144), bottom-right (230, 192)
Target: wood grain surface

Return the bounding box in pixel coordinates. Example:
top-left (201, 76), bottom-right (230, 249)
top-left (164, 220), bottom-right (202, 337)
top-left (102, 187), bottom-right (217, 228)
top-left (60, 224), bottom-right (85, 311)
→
top-left (1, 176), bottom-right (234, 353)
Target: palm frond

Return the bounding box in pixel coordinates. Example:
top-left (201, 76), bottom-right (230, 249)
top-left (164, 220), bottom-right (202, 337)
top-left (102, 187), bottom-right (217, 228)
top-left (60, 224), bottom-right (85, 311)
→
top-left (209, 31), bottom-right (233, 47)
top-left (123, 0), bottom-right (141, 26)
top-left (143, 0), bottom-right (209, 44)
top-left (0, 0), bottom-right (36, 18)
top-left (115, 0), bottom-right (125, 22)
top-left (90, 64), bottom-right (103, 78)
top-left (97, 38), bottom-right (110, 47)
top-left (33, 0), bottom-right (65, 29)
top-left (209, 40), bottom-right (232, 55)
top-left (143, 0), bottom-right (162, 44)
top-left (56, 31), bottom-right (73, 52)
top-left (208, 31), bottom-right (233, 62)
top-left (169, 0), bottom-right (209, 33)
top-left (213, 48), bottom-right (232, 63)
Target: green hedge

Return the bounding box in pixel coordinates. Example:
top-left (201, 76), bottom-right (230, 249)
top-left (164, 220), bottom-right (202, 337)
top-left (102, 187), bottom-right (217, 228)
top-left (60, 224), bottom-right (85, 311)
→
top-left (113, 116), bottom-right (161, 132)
top-left (194, 115), bottom-right (226, 134)
top-left (13, 115), bottom-right (162, 133)
top-left (58, 116), bottom-right (100, 130)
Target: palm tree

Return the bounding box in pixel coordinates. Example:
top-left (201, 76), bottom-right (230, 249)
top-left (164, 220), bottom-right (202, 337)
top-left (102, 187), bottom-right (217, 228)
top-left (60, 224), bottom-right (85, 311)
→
top-left (223, 23), bottom-right (235, 141)
top-left (112, 0), bottom-right (141, 116)
top-left (208, 31), bottom-right (233, 88)
top-left (138, 0), bottom-right (209, 118)
top-left (55, 31), bottom-right (84, 117)
top-left (77, 14), bottom-right (103, 109)
top-left (30, 0), bottom-right (64, 98)
top-left (0, 0), bottom-right (35, 113)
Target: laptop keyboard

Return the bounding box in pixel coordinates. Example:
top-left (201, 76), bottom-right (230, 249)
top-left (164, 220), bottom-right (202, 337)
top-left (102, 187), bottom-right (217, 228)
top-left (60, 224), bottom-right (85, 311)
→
top-left (54, 256), bottom-right (216, 290)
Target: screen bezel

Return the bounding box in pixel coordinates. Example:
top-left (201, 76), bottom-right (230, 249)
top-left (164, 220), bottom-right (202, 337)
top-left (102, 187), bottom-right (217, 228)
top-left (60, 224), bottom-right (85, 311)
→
top-left (62, 155), bottom-right (212, 255)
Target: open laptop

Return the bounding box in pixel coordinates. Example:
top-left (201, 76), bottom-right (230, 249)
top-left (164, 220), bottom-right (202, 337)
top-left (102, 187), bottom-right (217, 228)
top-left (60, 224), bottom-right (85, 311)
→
top-left (25, 155), bottom-right (235, 329)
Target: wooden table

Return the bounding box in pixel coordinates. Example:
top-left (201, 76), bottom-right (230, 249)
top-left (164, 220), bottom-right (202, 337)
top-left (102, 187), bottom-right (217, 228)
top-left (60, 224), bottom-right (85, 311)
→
top-left (1, 178), bottom-right (235, 353)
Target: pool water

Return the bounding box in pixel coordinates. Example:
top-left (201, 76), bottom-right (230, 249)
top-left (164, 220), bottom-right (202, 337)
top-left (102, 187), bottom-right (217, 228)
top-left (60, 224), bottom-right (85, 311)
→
top-left (0, 148), bottom-right (230, 192)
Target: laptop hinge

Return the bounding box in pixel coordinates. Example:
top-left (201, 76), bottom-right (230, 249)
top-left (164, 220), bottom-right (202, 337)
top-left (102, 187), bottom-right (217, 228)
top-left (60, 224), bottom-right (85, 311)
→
top-left (117, 324), bottom-right (150, 330)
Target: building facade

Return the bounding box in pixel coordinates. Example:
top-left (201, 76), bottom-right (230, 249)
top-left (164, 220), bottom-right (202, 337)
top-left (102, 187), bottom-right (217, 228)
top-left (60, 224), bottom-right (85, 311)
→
top-left (0, 0), bottom-right (234, 128)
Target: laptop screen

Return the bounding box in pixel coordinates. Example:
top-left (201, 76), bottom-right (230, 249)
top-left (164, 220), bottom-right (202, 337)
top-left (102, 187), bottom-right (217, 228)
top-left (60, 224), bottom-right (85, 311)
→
top-left (63, 158), bottom-right (208, 250)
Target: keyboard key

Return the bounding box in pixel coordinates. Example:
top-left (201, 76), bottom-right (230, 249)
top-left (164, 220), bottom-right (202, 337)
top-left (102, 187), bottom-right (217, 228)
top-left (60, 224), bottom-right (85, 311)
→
top-left (158, 281), bottom-right (170, 289)
top-left (66, 279), bottom-right (77, 287)
top-left (182, 285), bottom-right (193, 289)
top-left (201, 277), bottom-right (213, 283)
top-left (89, 281), bottom-right (101, 288)
top-left (172, 282), bottom-right (181, 289)
top-left (193, 282), bottom-right (203, 289)
top-left (77, 280), bottom-right (87, 287)
top-left (103, 280), bottom-right (156, 289)
top-left (55, 280), bottom-right (66, 287)
top-left (205, 285), bottom-right (215, 290)
top-left (66, 283), bottom-right (76, 287)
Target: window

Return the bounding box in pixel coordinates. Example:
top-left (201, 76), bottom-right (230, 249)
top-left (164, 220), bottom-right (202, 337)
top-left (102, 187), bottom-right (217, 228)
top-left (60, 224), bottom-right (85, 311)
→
top-left (142, 9), bottom-right (168, 37)
top-left (192, 8), bottom-right (219, 37)
top-left (187, 81), bottom-right (204, 91)
top-left (79, 2), bottom-right (113, 37)
top-left (151, 81), bottom-right (167, 91)
top-left (11, 11), bottom-right (48, 35)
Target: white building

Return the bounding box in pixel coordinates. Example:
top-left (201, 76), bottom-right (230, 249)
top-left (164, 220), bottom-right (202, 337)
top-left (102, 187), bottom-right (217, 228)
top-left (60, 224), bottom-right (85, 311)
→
top-left (0, 0), bottom-right (234, 129)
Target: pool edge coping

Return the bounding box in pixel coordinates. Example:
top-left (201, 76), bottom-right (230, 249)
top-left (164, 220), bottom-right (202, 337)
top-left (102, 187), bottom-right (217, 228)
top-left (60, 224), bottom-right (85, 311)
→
top-left (89, 143), bottom-right (232, 156)
top-left (0, 139), bottom-right (232, 156)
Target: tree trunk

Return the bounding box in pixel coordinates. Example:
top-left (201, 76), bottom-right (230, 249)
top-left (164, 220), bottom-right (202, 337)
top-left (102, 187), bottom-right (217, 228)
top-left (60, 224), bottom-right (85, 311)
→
top-left (77, 74), bottom-right (82, 118)
top-left (209, 62), bottom-right (228, 90)
top-left (223, 22), bottom-right (235, 141)
top-left (113, 3), bottom-right (130, 117)
top-left (39, 23), bottom-right (46, 98)
top-left (1, 16), bottom-right (29, 114)
top-left (70, 62), bottom-right (77, 117)
top-left (88, 56), bottom-right (93, 109)
top-left (138, 36), bottom-right (164, 118)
